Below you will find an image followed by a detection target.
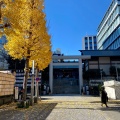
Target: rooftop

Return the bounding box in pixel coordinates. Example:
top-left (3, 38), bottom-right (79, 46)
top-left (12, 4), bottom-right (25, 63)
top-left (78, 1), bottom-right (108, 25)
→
top-left (79, 50), bottom-right (120, 57)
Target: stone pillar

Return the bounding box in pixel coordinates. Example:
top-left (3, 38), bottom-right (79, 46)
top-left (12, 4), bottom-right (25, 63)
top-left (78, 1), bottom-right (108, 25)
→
top-left (49, 61), bottom-right (53, 94)
top-left (79, 58), bottom-right (83, 94)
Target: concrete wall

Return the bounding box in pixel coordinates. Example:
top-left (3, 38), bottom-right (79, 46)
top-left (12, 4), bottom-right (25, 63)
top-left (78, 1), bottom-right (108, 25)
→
top-left (99, 57), bottom-right (110, 75)
top-left (0, 95), bottom-right (14, 106)
top-left (89, 58), bottom-right (111, 75)
top-left (89, 61), bottom-right (98, 69)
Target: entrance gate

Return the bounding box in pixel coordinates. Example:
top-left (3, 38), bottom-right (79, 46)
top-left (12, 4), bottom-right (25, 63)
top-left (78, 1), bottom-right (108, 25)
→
top-left (49, 55), bottom-right (91, 94)
top-left (53, 68), bottom-right (79, 94)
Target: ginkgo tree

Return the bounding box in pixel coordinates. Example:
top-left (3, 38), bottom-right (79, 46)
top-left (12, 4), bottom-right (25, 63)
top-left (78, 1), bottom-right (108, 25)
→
top-left (29, 32), bottom-right (52, 101)
top-left (0, 0), bottom-right (52, 101)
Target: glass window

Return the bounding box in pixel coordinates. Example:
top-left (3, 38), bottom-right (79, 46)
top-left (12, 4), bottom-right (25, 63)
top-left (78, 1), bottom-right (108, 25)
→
top-left (85, 42), bottom-right (88, 45)
top-left (85, 37), bottom-right (88, 43)
top-left (89, 43), bottom-right (92, 47)
top-left (85, 47), bottom-right (88, 50)
top-left (93, 37), bottom-right (96, 42)
top-left (85, 37), bottom-right (87, 40)
top-left (90, 47), bottom-right (92, 50)
top-left (94, 46), bottom-right (97, 50)
top-left (89, 38), bottom-right (92, 43)
top-left (89, 37), bottom-right (92, 40)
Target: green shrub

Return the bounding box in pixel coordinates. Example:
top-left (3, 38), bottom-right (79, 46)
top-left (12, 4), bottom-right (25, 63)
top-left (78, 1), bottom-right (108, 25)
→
top-left (17, 100), bottom-right (29, 108)
top-left (17, 101), bottom-right (24, 108)
top-left (98, 84), bottom-right (103, 93)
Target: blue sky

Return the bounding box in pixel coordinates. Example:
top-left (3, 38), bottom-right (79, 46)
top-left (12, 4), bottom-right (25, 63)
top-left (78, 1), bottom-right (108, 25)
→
top-left (44, 0), bottom-right (111, 55)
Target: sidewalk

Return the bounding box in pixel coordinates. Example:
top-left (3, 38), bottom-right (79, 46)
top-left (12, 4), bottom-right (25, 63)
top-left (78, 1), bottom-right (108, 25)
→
top-left (0, 95), bottom-right (120, 120)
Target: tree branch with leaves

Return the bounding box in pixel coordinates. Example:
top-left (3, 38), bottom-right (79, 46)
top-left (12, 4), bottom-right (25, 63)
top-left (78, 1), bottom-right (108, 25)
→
top-left (0, 0), bottom-right (52, 101)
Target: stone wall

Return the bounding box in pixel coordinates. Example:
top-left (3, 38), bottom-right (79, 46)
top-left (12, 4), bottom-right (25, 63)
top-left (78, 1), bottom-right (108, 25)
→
top-left (0, 72), bottom-right (15, 105)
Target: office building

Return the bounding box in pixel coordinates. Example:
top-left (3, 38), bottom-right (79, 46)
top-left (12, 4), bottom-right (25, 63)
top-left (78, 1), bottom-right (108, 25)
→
top-left (82, 36), bottom-right (97, 50)
top-left (97, 0), bottom-right (120, 50)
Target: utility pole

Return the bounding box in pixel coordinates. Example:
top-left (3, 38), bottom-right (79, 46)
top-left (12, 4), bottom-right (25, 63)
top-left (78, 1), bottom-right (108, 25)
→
top-left (35, 68), bottom-right (41, 103)
top-left (35, 68), bottom-right (39, 103)
top-left (31, 60), bottom-right (35, 106)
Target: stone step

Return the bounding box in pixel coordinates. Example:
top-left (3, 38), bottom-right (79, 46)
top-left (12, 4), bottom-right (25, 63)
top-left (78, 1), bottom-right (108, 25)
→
top-left (53, 79), bottom-right (79, 94)
top-left (53, 85), bottom-right (79, 94)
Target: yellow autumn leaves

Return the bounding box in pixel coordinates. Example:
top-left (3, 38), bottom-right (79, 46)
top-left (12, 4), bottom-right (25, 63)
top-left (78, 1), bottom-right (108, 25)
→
top-left (0, 0), bottom-right (52, 70)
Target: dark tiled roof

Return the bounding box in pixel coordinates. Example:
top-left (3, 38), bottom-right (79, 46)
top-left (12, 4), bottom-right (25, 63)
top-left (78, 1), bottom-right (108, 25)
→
top-left (79, 50), bottom-right (120, 56)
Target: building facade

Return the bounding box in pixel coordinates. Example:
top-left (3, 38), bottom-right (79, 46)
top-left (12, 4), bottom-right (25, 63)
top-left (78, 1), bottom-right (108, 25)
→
top-left (49, 55), bottom-right (90, 94)
top-left (15, 69), bottom-right (42, 93)
top-left (97, 0), bottom-right (120, 50)
top-left (82, 36), bottom-right (97, 50)
top-left (14, 50), bottom-right (120, 95)
top-left (80, 50), bottom-right (120, 80)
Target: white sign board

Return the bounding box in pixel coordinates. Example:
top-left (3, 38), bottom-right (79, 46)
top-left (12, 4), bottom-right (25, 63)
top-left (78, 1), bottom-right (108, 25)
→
top-left (15, 87), bottom-right (19, 100)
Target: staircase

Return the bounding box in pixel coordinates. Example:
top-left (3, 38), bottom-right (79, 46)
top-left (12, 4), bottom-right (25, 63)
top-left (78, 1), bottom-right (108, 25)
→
top-left (53, 78), bottom-right (80, 94)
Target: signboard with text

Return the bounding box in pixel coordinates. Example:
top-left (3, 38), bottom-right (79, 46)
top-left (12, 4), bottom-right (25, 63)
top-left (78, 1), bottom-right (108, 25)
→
top-left (15, 87), bottom-right (19, 100)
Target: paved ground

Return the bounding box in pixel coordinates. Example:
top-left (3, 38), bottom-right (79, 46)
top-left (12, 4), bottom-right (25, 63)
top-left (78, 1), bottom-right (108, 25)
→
top-left (0, 95), bottom-right (120, 120)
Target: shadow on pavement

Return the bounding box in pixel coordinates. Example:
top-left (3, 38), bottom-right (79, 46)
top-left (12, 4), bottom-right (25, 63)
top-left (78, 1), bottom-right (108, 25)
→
top-left (90, 100), bottom-right (120, 104)
top-left (41, 98), bottom-right (53, 100)
top-left (99, 106), bottom-right (120, 113)
top-left (90, 100), bottom-right (120, 113)
top-left (0, 102), bottom-right (57, 120)
top-left (90, 101), bottom-right (101, 103)
top-left (55, 107), bottom-right (95, 110)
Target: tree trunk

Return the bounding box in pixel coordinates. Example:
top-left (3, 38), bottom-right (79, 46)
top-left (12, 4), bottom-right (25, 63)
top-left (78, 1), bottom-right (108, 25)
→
top-left (23, 57), bottom-right (29, 101)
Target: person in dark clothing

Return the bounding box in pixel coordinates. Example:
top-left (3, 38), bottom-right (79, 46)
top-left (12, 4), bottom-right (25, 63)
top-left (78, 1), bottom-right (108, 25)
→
top-left (101, 87), bottom-right (108, 107)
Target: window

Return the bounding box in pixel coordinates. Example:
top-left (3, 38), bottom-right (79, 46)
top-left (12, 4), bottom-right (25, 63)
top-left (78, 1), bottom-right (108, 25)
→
top-left (85, 37), bottom-right (87, 40)
top-left (85, 42), bottom-right (88, 47)
top-left (85, 37), bottom-right (88, 43)
top-left (94, 46), bottom-right (97, 50)
top-left (85, 47), bottom-right (88, 50)
top-left (90, 47), bottom-right (92, 50)
top-left (89, 43), bottom-right (92, 47)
